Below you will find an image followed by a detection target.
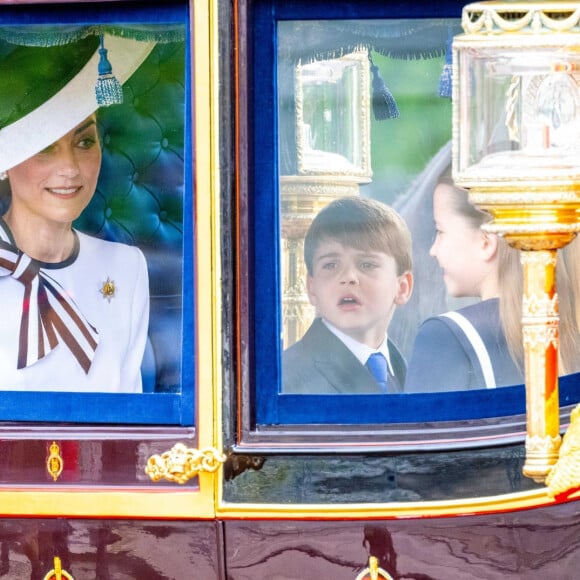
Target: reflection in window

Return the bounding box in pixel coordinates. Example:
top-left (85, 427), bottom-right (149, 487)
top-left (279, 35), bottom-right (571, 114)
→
top-left (279, 19), bottom-right (467, 392)
top-left (296, 50), bottom-right (371, 176)
top-left (277, 18), bottom-right (580, 399)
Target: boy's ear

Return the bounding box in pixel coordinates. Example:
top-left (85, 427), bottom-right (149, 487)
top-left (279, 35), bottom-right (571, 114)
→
top-left (481, 231), bottom-right (499, 262)
top-left (394, 271), bottom-right (413, 305)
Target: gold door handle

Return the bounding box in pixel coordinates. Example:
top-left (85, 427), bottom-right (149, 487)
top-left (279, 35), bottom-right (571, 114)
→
top-left (146, 443), bottom-right (226, 484)
top-left (355, 556), bottom-right (394, 580)
top-left (46, 441), bottom-right (64, 482)
top-left (43, 556), bottom-right (74, 580)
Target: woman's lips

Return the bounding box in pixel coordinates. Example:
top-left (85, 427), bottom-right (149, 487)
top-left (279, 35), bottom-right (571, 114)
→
top-left (47, 186), bottom-right (82, 197)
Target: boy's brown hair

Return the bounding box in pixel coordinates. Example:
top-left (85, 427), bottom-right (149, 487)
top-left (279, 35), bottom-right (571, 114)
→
top-left (304, 196), bottom-right (412, 276)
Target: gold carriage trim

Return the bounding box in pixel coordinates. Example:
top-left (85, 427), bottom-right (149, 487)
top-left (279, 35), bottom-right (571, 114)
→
top-left (462, 2), bottom-right (580, 35)
top-left (146, 443), bottom-right (226, 484)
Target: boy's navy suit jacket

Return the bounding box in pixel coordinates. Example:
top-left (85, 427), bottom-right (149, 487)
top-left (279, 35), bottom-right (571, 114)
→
top-left (282, 318), bottom-right (406, 394)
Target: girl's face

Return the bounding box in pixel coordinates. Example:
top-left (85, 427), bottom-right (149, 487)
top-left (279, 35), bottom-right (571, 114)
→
top-left (6, 115), bottom-right (101, 229)
top-left (430, 183), bottom-right (492, 298)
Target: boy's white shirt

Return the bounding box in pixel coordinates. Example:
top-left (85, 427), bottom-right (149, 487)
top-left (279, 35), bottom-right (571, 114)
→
top-left (321, 318), bottom-right (394, 374)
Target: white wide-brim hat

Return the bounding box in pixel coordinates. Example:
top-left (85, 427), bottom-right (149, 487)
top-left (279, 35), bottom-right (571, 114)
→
top-left (0, 32), bottom-right (156, 174)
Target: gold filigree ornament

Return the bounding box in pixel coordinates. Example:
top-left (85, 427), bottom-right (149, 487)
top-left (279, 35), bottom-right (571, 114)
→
top-left (99, 276), bottom-right (116, 302)
top-left (462, 2), bottom-right (580, 35)
top-left (546, 402), bottom-right (580, 499)
top-left (46, 441), bottom-right (64, 482)
top-left (145, 443), bottom-right (226, 484)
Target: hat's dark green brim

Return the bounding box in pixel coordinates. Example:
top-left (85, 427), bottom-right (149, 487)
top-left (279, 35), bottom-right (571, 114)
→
top-left (0, 35), bottom-right (99, 129)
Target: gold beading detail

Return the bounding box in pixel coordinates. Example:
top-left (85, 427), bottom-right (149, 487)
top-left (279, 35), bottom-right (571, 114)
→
top-left (146, 443), bottom-right (226, 485)
top-left (470, 191), bottom-right (580, 205)
top-left (524, 434), bottom-right (562, 482)
top-left (526, 434), bottom-right (562, 455)
top-left (462, 2), bottom-right (580, 35)
top-left (520, 252), bottom-right (558, 267)
top-left (522, 325), bottom-right (559, 351)
top-left (522, 293), bottom-right (558, 318)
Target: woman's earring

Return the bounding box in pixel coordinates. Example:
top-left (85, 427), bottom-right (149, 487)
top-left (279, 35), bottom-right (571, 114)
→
top-left (0, 172), bottom-right (6, 181)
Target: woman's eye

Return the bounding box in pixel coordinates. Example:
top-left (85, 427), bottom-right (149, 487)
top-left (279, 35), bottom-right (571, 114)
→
top-left (77, 136), bottom-right (97, 149)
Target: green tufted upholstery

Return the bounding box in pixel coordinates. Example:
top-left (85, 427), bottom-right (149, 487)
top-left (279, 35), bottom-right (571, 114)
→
top-left (0, 41), bottom-right (186, 393)
top-left (75, 41), bottom-right (186, 393)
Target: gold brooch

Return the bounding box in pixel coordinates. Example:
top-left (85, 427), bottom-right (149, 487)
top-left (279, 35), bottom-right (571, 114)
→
top-left (100, 277), bottom-right (116, 302)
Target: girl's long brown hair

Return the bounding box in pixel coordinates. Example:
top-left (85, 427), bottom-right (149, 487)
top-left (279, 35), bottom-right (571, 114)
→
top-left (557, 238), bottom-right (580, 375)
top-left (438, 169), bottom-right (524, 371)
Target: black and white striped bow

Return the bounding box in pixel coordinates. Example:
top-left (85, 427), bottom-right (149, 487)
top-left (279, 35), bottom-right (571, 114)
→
top-left (0, 227), bottom-right (99, 373)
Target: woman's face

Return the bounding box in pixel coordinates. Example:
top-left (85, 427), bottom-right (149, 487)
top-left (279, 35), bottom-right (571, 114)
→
top-left (430, 183), bottom-right (491, 298)
top-left (6, 115), bottom-right (101, 227)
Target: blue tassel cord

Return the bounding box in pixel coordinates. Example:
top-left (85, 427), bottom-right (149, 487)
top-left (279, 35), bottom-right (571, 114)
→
top-left (438, 32), bottom-right (453, 98)
top-left (369, 52), bottom-right (399, 121)
top-left (95, 35), bottom-right (123, 107)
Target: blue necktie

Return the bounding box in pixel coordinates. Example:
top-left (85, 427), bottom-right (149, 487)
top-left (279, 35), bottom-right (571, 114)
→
top-left (366, 352), bottom-right (389, 393)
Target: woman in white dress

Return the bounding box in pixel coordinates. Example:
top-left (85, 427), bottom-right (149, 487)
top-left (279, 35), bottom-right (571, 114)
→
top-left (0, 34), bottom-right (153, 392)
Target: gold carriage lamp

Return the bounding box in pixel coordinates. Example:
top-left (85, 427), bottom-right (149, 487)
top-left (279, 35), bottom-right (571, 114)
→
top-left (452, 1), bottom-right (580, 483)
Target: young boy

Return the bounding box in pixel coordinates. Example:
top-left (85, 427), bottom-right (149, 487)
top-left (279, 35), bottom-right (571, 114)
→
top-left (282, 196), bottom-right (413, 394)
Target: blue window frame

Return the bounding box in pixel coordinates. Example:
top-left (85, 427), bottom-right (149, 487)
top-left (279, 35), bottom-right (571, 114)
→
top-left (0, 1), bottom-right (193, 426)
top-left (243, 0), bottom-right (580, 435)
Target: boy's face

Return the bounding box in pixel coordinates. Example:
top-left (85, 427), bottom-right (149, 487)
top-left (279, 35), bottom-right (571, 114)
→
top-left (307, 240), bottom-right (412, 348)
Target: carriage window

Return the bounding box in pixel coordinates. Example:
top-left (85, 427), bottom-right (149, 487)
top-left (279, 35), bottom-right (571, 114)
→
top-left (0, 3), bottom-right (192, 425)
top-left (241, 3), bottom-right (580, 445)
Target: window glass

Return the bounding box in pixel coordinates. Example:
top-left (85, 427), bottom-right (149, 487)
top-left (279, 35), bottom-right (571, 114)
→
top-left (246, 6), bottom-right (580, 435)
top-left (0, 3), bottom-right (192, 425)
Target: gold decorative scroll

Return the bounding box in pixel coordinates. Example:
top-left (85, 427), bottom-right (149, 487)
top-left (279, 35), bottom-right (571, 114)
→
top-left (146, 443), bottom-right (226, 485)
